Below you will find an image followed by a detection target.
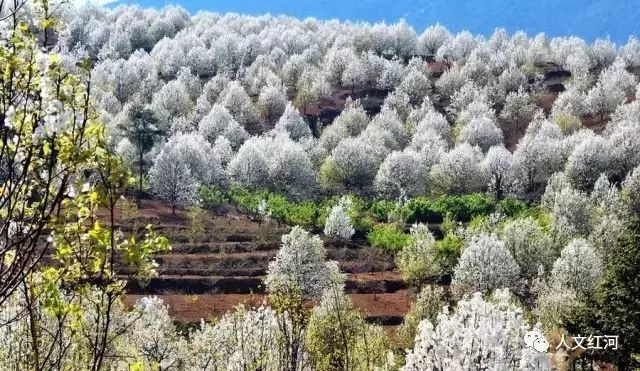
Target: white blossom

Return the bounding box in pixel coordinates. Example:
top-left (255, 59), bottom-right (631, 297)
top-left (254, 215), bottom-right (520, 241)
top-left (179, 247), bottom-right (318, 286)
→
top-left (274, 103), bottom-right (312, 141)
top-left (265, 226), bottom-right (339, 299)
top-left (453, 234), bottom-right (521, 292)
top-left (458, 116), bottom-right (504, 152)
top-left (550, 239), bottom-right (603, 295)
top-left (323, 196), bottom-right (355, 240)
top-left (403, 290), bottom-right (548, 371)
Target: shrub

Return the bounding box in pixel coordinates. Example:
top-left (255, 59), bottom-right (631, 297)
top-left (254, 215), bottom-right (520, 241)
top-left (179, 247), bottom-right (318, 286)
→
top-left (396, 224), bottom-right (440, 288)
top-left (229, 185), bottom-right (263, 212)
top-left (496, 198), bottom-right (528, 217)
top-left (317, 195), bottom-right (372, 233)
top-left (396, 286), bottom-right (447, 348)
top-left (197, 186), bottom-right (228, 211)
top-left (367, 224), bottom-right (410, 253)
top-left (434, 233), bottom-right (464, 275)
top-left (324, 196), bottom-right (355, 240)
top-left (405, 197), bottom-right (441, 224)
top-left (187, 206), bottom-right (208, 243)
top-left (265, 193), bottom-right (290, 222)
top-left (286, 202), bottom-right (318, 229)
top-left (432, 193), bottom-right (494, 222)
top-left (369, 199), bottom-right (398, 222)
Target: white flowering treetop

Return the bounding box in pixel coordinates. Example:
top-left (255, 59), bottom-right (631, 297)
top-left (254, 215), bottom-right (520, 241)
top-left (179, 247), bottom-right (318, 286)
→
top-left (459, 116), bottom-right (504, 152)
top-left (274, 103), bottom-right (312, 141)
top-left (482, 145), bottom-right (516, 199)
top-left (429, 143), bottom-right (488, 195)
top-left (182, 304), bottom-right (308, 371)
top-left (376, 149), bottom-right (430, 198)
top-left (319, 99), bottom-right (369, 150)
top-left (229, 133), bottom-right (316, 199)
top-left (501, 218), bottom-right (555, 279)
top-left (148, 146), bottom-right (198, 214)
top-left (258, 84), bottom-right (288, 125)
top-left (126, 297), bottom-right (182, 370)
top-left (398, 67), bottom-right (431, 105)
top-left (265, 226), bottom-right (340, 299)
top-left (324, 196), bottom-right (355, 240)
top-left (550, 238), bottom-right (603, 296)
top-left (419, 24), bottom-right (452, 56)
top-left (396, 224), bottom-right (440, 287)
top-left (453, 234), bottom-right (521, 292)
top-left (622, 165), bottom-right (640, 212)
top-left (403, 289), bottom-right (550, 371)
top-left (220, 81), bottom-right (260, 128)
top-left (163, 132), bottom-right (226, 187)
top-left (565, 135), bottom-right (612, 190)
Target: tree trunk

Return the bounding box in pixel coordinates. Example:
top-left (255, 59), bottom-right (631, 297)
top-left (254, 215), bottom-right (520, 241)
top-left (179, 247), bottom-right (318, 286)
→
top-left (137, 145), bottom-right (144, 206)
top-left (495, 176), bottom-right (504, 201)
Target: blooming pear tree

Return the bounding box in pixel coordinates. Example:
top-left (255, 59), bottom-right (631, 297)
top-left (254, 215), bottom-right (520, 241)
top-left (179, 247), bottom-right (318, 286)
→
top-left (265, 226), bottom-right (340, 299)
top-left (149, 146), bottom-right (198, 214)
top-left (458, 116), bottom-right (504, 152)
top-left (258, 84), bottom-right (288, 125)
top-left (395, 224), bottom-right (440, 288)
top-left (452, 234), bottom-right (521, 292)
top-left (403, 290), bottom-right (550, 371)
top-left (324, 196), bottom-right (355, 240)
top-left (274, 103), bottom-right (312, 141)
top-left (550, 238), bottom-right (603, 296)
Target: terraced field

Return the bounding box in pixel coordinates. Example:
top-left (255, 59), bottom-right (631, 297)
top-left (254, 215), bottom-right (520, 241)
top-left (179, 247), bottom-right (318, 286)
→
top-left (120, 200), bottom-right (413, 327)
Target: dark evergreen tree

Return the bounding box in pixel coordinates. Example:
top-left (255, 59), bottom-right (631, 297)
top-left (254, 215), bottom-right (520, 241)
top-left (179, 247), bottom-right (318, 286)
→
top-left (119, 105), bottom-right (163, 200)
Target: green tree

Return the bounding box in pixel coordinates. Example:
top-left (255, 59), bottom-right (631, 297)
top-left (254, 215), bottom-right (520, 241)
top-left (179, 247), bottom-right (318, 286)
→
top-left (0, 3), bottom-right (169, 369)
top-left (305, 280), bottom-right (393, 371)
top-left (118, 105), bottom-right (163, 201)
top-left (592, 218), bottom-right (640, 369)
top-left (186, 206), bottom-right (207, 243)
top-left (0, 0), bottom-right (100, 304)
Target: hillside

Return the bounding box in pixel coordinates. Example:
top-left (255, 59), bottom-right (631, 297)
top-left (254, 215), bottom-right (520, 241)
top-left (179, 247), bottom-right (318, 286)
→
top-left (118, 200), bottom-right (417, 328)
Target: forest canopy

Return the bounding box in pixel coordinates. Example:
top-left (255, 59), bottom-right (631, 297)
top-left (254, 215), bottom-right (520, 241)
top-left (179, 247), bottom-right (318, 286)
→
top-left (2, 0), bottom-right (640, 370)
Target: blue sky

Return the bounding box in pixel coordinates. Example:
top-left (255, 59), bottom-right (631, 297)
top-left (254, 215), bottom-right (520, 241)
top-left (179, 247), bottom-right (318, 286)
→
top-left (112, 0), bottom-right (639, 43)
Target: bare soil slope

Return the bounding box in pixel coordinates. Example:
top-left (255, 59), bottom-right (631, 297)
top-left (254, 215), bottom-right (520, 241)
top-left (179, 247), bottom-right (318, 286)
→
top-left (120, 200), bottom-right (413, 326)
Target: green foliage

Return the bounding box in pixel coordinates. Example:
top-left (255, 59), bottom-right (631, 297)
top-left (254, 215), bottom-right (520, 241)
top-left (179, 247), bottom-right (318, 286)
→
top-left (553, 112), bottom-right (582, 135)
top-left (229, 185), bottom-right (263, 212)
top-left (369, 200), bottom-right (398, 222)
top-left (396, 224), bottom-right (440, 289)
top-left (406, 197), bottom-right (442, 224)
top-left (496, 198), bottom-right (529, 217)
top-left (264, 193), bottom-right (291, 222)
top-left (432, 193), bottom-right (494, 222)
top-left (318, 157), bottom-right (339, 191)
top-left (186, 206), bottom-right (208, 243)
top-left (404, 194), bottom-right (495, 224)
top-left (581, 217), bottom-right (640, 369)
top-left (496, 198), bottom-right (543, 219)
top-left (367, 224), bottom-right (410, 253)
top-left (197, 186), bottom-right (229, 211)
top-left (118, 105), bottom-right (163, 196)
top-left (396, 286), bottom-right (447, 348)
top-left (286, 201), bottom-right (319, 229)
top-left (433, 233), bottom-right (464, 274)
top-left (305, 284), bottom-right (393, 371)
top-left (229, 186), bottom-right (320, 229)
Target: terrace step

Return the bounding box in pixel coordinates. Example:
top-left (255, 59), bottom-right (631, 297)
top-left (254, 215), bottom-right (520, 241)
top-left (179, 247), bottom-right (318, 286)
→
top-left (124, 291), bottom-right (412, 324)
top-left (124, 272), bottom-right (407, 295)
